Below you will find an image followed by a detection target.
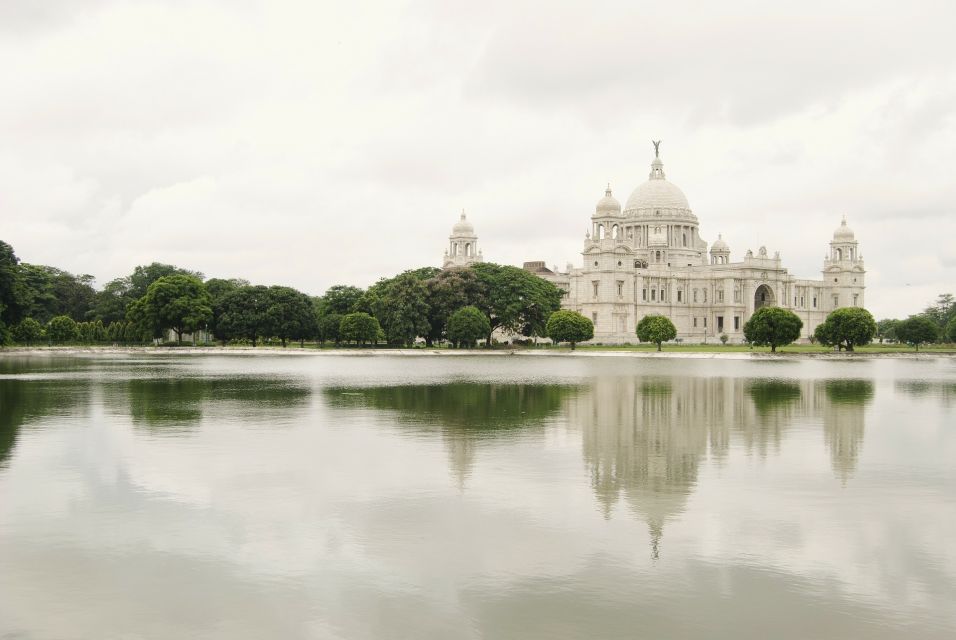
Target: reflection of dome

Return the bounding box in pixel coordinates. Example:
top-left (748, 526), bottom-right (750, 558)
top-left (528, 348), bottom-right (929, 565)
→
top-left (595, 185), bottom-right (621, 216)
top-left (624, 155), bottom-right (693, 214)
top-left (452, 213), bottom-right (474, 236)
top-left (710, 234), bottom-right (729, 252)
top-left (833, 217), bottom-right (855, 241)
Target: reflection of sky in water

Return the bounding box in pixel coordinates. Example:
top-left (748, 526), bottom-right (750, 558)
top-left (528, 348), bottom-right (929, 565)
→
top-left (0, 354), bottom-right (954, 639)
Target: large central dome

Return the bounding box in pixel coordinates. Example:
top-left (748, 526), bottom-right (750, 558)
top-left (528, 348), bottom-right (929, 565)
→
top-left (624, 155), bottom-right (691, 213)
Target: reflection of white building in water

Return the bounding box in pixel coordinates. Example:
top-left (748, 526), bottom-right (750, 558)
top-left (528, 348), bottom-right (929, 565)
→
top-left (442, 143), bottom-right (866, 344)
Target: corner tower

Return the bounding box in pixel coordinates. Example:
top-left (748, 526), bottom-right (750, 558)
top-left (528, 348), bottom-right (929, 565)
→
top-left (822, 217), bottom-right (865, 310)
top-left (443, 212), bottom-right (483, 268)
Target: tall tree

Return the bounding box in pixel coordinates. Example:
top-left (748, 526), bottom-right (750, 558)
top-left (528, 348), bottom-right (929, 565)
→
top-left (316, 285), bottom-right (365, 316)
top-left (424, 268), bottom-right (488, 345)
top-left (895, 316), bottom-right (939, 351)
top-left (129, 263), bottom-right (203, 300)
top-left (46, 315), bottom-right (79, 344)
top-left (215, 285), bottom-right (271, 346)
top-left (19, 264), bottom-right (97, 323)
top-left (379, 274), bottom-right (431, 346)
top-left (923, 293), bottom-right (955, 329)
top-left (339, 312), bottom-right (381, 346)
top-left (141, 275), bottom-right (212, 344)
top-left (266, 286), bottom-right (318, 347)
top-left (471, 263), bottom-right (563, 345)
top-left (0, 240), bottom-right (28, 334)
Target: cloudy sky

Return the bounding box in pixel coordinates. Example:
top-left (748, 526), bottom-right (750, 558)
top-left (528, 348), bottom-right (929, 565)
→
top-left (2, 0), bottom-right (954, 319)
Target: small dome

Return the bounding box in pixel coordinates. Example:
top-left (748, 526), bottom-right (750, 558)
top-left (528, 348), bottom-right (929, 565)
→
top-left (594, 184), bottom-right (621, 216)
top-left (452, 212), bottom-right (474, 235)
top-left (833, 217), bottom-right (855, 241)
top-left (710, 234), bottom-right (729, 252)
top-left (624, 156), bottom-right (691, 212)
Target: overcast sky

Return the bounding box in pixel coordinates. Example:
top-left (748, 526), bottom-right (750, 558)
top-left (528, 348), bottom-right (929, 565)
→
top-left (2, 0), bottom-right (954, 319)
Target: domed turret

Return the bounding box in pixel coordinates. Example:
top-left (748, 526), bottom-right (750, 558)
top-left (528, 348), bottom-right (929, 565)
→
top-left (443, 210), bottom-right (482, 269)
top-left (833, 217), bottom-right (855, 241)
top-left (710, 233), bottom-right (730, 264)
top-left (452, 213), bottom-right (474, 236)
top-left (594, 184), bottom-right (621, 217)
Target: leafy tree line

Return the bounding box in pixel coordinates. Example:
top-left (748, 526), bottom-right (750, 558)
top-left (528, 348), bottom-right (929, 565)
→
top-left (2, 237), bottom-right (566, 348)
top-left (874, 293), bottom-right (956, 349)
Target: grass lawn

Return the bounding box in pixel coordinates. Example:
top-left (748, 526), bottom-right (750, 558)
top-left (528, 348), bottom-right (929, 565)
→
top-left (570, 342), bottom-right (956, 354)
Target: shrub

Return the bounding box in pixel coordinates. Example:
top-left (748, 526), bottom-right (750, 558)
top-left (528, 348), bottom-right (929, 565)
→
top-left (814, 307), bottom-right (877, 352)
top-left (46, 315), bottom-right (79, 344)
top-left (742, 306), bottom-right (803, 353)
top-left (636, 315), bottom-right (677, 351)
top-left (13, 317), bottom-right (44, 345)
top-left (446, 306), bottom-right (491, 348)
top-left (546, 310), bottom-right (594, 350)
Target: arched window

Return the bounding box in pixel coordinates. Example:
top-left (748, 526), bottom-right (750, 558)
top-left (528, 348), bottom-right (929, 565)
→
top-left (612, 225), bottom-right (619, 239)
top-left (836, 248), bottom-right (843, 260)
top-left (682, 232), bottom-right (687, 247)
top-left (598, 224), bottom-right (605, 240)
top-left (464, 243), bottom-right (471, 257)
top-left (655, 251), bottom-right (661, 262)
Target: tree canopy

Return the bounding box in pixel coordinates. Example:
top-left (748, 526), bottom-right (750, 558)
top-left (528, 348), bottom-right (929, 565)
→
top-left (546, 310), bottom-right (594, 349)
top-left (46, 315), bottom-right (79, 344)
top-left (141, 275), bottom-right (213, 343)
top-left (471, 263), bottom-right (563, 344)
top-left (424, 268), bottom-right (488, 345)
top-left (743, 306), bottom-right (803, 352)
top-left (266, 286), bottom-right (317, 346)
top-left (446, 306), bottom-right (491, 348)
top-left (340, 312), bottom-right (381, 345)
top-left (814, 307), bottom-right (877, 351)
top-left (215, 285), bottom-right (272, 346)
top-left (636, 314), bottom-right (677, 351)
top-left (895, 316), bottom-right (939, 351)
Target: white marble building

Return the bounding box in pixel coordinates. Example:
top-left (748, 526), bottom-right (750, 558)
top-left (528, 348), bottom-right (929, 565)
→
top-left (539, 145), bottom-right (866, 343)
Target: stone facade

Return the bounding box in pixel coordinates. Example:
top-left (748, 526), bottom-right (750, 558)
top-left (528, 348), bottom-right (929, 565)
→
top-left (536, 147), bottom-right (865, 343)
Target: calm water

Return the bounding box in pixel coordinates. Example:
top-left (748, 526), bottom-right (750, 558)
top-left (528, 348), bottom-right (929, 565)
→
top-left (1, 353), bottom-right (954, 639)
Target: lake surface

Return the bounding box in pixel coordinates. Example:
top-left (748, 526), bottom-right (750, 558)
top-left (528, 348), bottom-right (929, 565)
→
top-left (1, 353), bottom-right (954, 639)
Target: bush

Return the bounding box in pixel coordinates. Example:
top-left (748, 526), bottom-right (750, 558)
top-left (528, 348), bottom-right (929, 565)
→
top-left (636, 315), bottom-right (677, 351)
top-left (339, 312), bottom-right (381, 346)
top-left (446, 306), bottom-right (491, 348)
top-left (546, 310), bottom-right (594, 350)
top-left (13, 317), bottom-right (44, 345)
top-left (46, 315), bottom-right (79, 344)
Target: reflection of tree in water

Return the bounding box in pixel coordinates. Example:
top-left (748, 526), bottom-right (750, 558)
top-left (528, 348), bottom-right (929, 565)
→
top-left (894, 380), bottom-right (956, 407)
top-left (0, 379), bottom-right (89, 469)
top-left (742, 380), bottom-right (804, 457)
top-left (121, 377), bottom-right (311, 431)
top-left (325, 384), bottom-right (575, 487)
top-left (821, 380), bottom-right (874, 484)
top-left (574, 374), bottom-right (874, 558)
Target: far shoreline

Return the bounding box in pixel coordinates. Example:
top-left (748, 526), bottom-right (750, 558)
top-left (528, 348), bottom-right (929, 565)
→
top-left (1, 345), bottom-right (952, 360)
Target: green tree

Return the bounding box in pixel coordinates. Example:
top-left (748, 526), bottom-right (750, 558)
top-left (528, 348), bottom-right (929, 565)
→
top-left (814, 307), bottom-right (877, 351)
top-left (742, 306), bottom-right (803, 353)
top-left (13, 318), bottom-right (44, 345)
top-left (876, 318), bottom-right (901, 344)
top-left (895, 316), bottom-right (939, 351)
top-left (945, 316), bottom-right (956, 343)
top-left (316, 285), bottom-right (365, 316)
top-left (636, 314), bottom-right (677, 351)
top-left (446, 306), bottom-right (491, 348)
top-left (319, 312), bottom-right (343, 345)
top-left (215, 285), bottom-right (271, 346)
top-left (471, 263), bottom-right (563, 345)
top-left (922, 293), bottom-right (955, 330)
top-left (129, 263), bottom-right (203, 300)
top-left (107, 321), bottom-right (126, 343)
top-left (46, 315), bottom-right (79, 344)
top-left (340, 312), bottom-right (381, 346)
top-left (19, 264), bottom-right (96, 323)
top-left (0, 240), bottom-right (28, 332)
top-left (424, 268), bottom-right (488, 345)
top-left (141, 275), bottom-right (212, 344)
top-left (266, 286), bottom-right (318, 347)
top-left (379, 273), bottom-right (431, 346)
top-left (78, 321), bottom-right (95, 343)
top-left (546, 310), bottom-right (594, 349)
top-left (92, 277), bottom-right (133, 325)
